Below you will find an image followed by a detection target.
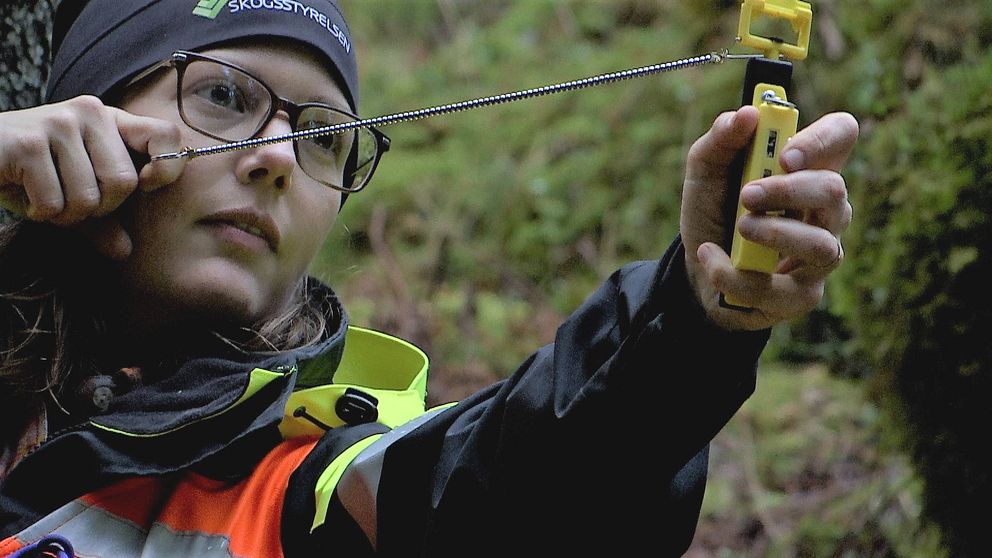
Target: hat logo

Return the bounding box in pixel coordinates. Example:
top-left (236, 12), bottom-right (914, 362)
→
top-left (193, 0), bottom-right (226, 19)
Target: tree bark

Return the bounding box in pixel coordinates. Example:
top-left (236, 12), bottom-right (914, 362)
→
top-left (0, 0), bottom-right (58, 112)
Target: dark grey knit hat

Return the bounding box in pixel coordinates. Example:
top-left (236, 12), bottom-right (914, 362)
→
top-left (47, 0), bottom-right (359, 112)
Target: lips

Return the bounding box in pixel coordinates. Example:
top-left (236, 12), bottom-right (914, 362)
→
top-left (199, 208), bottom-right (280, 252)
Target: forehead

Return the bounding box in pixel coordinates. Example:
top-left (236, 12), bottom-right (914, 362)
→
top-left (200, 41), bottom-right (350, 110)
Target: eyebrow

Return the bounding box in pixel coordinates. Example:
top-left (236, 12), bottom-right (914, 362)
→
top-left (205, 51), bottom-right (349, 110)
top-left (308, 94), bottom-right (350, 111)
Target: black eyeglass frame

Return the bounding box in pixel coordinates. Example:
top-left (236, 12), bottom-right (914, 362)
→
top-left (126, 50), bottom-right (390, 193)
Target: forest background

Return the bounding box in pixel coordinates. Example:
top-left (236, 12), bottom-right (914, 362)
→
top-left (2, 0), bottom-right (989, 556)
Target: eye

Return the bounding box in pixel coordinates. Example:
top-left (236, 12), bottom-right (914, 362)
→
top-left (313, 134), bottom-right (343, 155)
top-left (194, 80), bottom-right (249, 113)
top-left (302, 121), bottom-right (346, 156)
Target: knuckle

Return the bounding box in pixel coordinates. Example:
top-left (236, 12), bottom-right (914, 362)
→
top-left (154, 120), bottom-right (183, 144)
top-left (823, 173), bottom-right (848, 202)
top-left (17, 133), bottom-right (49, 157)
top-left (69, 95), bottom-right (106, 112)
top-left (99, 171), bottom-right (139, 200)
top-left (47, 108), bottom-right (82, 135)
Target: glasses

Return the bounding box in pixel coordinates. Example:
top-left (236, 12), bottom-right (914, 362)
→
top-left (127, 50), bottom-right (390, 193)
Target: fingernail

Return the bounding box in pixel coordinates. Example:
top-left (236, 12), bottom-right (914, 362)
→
top-left (727, 110), bottom-right (739, 130)
top-left (741, 183), bottom-right (763, 201)
top-left (781, 149), bottom-right (805, 171)
top-left (697, 244), bottom-right (712, 263)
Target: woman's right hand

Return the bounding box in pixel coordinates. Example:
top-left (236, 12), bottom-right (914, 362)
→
top-left (0, 95), bottom-right (185, 260)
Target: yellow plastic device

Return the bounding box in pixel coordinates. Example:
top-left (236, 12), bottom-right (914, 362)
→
top-left (724, 83), bottom-right (799, 308)
top-left (737, 0), bottom-right (813, 61)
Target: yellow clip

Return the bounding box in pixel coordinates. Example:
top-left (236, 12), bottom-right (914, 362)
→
top-left (737, 0), bottom-right (812, 61)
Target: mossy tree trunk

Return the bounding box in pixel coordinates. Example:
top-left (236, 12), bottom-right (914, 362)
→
top-left (0, 0), bottom-right (58, 111)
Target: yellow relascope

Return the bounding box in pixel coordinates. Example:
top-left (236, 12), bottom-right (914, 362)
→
top-left (723, 85), bottom-right (799, 308)
top-left (720, 0), bottom-right (812, 311)
top-left (737, 0), bottom-right (812, 61)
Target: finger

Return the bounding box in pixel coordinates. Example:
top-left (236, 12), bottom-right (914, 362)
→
top-left (16, 142), bottom-right (64, 221)
top-left (779, 112), bottom-right (859, 173)
top-left (698, 242), bottom-right (824, 315)
top-left (111, 108), bottom-right (185, 191)
top-left (48, 132), bottom-right (101, 226)
top-left (684, 106), bottom-right (760, 184)
top-left (736, 213), bottom-right (842, 269)
top-left (777, 237), bottom-right (844, 277)
top-left (83, 112), bottom-right (140, 217)
top-left (740, 170), bottom-right (851, 233)
top-left (74, 217), bottom-right (133, 261)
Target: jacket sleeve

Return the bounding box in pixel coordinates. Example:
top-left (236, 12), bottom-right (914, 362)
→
top-left (338, 236), bottom-right (769, 556)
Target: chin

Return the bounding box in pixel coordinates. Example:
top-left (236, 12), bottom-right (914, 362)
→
top-left (124, 259), bottom-right (291, 330)
top-left (190, 271), bottom-right (289, 325)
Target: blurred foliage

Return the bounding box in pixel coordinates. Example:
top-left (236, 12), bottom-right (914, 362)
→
top-left (696, 363), bottom-right (946, 557)
top-left (828, 2), bottom-right (992, 555)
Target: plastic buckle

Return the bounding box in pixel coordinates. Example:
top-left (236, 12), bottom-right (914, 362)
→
top-left (737, 0), bottom-right (812, 61)
top-left (335, 388), bottom-right (379, 426)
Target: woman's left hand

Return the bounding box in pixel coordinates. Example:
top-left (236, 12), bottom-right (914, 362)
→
top-left (680, 108), bottom-right (859, 331)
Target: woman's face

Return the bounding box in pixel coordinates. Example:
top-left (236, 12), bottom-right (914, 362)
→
top-left (118, 42), bottom-right (345, 329)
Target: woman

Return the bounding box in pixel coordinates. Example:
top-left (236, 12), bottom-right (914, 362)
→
top-left (0, 0), bottom-right (857, 556)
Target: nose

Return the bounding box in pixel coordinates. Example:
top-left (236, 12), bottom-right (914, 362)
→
top-left (235, 112), bottom-right (297, 190)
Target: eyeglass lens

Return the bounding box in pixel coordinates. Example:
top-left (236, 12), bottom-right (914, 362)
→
top-left (179, 59), bottom-right (379, 191)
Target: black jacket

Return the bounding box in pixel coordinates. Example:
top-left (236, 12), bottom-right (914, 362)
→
top-left (296, 237), bottom-right (769, 556)
top-left (1, 236), bottom-right (768, 557)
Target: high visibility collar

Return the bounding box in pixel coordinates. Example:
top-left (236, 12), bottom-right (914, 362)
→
top-left (281, 326), bottom-right (430, 437)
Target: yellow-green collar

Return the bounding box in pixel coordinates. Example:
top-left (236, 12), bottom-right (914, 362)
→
top-left (280, 326), bottom-right (430, 437)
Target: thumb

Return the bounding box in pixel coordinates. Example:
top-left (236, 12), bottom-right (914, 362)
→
top-left (111, 107), bottom-right (186, 191)
top-left (684, 106), bottom-right (759, 184)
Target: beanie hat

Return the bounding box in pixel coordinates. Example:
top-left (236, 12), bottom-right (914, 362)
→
top-left (46, 0), bottom-right (359, 112)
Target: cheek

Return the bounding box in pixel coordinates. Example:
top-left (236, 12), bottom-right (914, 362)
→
top-left (286, 188), bottom-right (340, 263)
top-left (129, 174), bottom-right (199, 241)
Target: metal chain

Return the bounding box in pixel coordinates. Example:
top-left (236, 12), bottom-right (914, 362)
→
top-left (152, 49), bottom-right (764, 162)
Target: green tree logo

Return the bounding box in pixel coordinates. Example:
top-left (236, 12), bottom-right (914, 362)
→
top-left (192, 0), bottom-right (225, 19)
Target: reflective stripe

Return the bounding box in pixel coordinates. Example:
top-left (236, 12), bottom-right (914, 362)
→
top-left (19, 500), bottom-right (146, 556)
top-left (12, 499), bottom-right (239, 558)
top-left (332, 403), bottom-right (456, 528)
top-left (311, 433), bottom-right (382, 532)
top-left (9, 438), bottom-right (315, 557)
